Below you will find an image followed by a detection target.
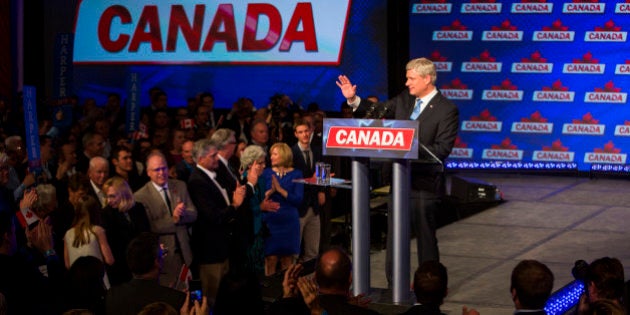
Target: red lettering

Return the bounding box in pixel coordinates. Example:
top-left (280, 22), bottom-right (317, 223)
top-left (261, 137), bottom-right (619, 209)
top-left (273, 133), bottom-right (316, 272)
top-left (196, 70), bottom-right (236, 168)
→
top-left (98, 5), bottom-right (132, 52)
top-left (280, 3), bottom-right (317, 51)
top-left (202, 4), bottom-right (238, 51)
top-left (129, 6), bottom-right (163, 52)
top-left (166, 5), bottom-right (205, 52)
top-left (242, 3), bottom-right (282, 51)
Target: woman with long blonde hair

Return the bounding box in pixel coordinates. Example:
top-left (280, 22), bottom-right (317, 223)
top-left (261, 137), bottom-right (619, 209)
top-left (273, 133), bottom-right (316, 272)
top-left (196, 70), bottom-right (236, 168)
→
top-left (100, 177), bottom-right (150, 285)
top-left (64, 195), bottom-right (114, 288)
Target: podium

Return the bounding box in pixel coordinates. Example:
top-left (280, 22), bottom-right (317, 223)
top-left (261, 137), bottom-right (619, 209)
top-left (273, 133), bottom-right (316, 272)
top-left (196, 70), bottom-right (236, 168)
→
top-left (323, 118), bottom-right (441, 302)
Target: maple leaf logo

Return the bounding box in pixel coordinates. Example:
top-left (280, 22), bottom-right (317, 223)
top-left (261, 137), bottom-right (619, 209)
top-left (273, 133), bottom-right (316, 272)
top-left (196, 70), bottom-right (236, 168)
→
top-left (593, 81), bottom-right (621, 93)
top-left (594, 141), bottom-right (621, 154)
top-left (429, 50), bottom-right (448, 62)
top-left (521, 111), bottom-right (548, 123)
top-left (491, 138), bottom-right (517, 150)
top-left (442, 20), bottom-right (467, 31)
top-left (491, 20), bottom-right (518, 31)
top-left (470, 109), bottom-right (497, 121)
top-left (521, 51), bottom-right (547, 63)
top-left (441, 78), bottom-right (468, 90)
top-left (470, 50), bottom-right (496, 62)
top-left (572, 112), bottom-right (599, 124)
top-left (542, 140), bottom-right (569, 152)
top-left (542, 80), bottom-right (569, 91)
top-left (491, 79), bottom-right (518, 91)
top-left (573, 52), bottom-right (598, 64)
top-left (594, 20), bottom-right (621, 32)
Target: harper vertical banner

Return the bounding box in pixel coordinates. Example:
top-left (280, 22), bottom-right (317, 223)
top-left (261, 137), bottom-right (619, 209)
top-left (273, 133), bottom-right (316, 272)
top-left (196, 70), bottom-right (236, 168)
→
top-left (23, 86), bottom-right (42, 173)
top-left (126, 72), bottom-right (140, 134)
top-left (53, 33), bottom-right (75, 130)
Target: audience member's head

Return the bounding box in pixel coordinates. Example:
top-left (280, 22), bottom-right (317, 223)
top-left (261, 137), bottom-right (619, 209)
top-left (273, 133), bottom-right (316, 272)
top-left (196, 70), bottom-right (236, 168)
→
top-left (315, 247), bottom-right (352, 295)
top-left (249, 119), bottom-right (269, 146)
top-left (111, 146), bottom-right (134, 175)
top-left (145, 152), bottom-right (168, 187)
top-left (126, 232), bottom-right (162, 278)
top-left (33, 184), bottom-right (58, 218)
top-left (70, 195), bottom-right (101, 245)
top-left (68, 174), bottom-right (90, 208)
top-left (102, 177), bottom-right (135, 212)
top-left (87, 157), bottom-right (109, 188)
top-left (82, 133), bottom-right (105, 158)
top-left (587, 299), bottom-right (625, 315)
top-left (192, 139), bottom-right (220, 171)
top-left (64, 255), bottom-right (107, 313)
top-left (269, 142), bottom-right (292, 168)
top-left (510, 260), bottom-right (554, 310)
top-left (239, 145), bottom-right (267, 174)
top-left (137, 302), bottom-right (178, 315)
top-left (413, 260), bottom-right (448, 306)
top-left (181, 140), bottom-right (195, 165)
top-left (210, 128), bottom-right (237, 159)
top-left (586, 257), bottom-right (625, 304)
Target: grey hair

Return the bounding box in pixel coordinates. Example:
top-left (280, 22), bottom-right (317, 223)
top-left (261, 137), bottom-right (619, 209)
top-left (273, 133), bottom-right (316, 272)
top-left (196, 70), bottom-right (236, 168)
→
top-left (239, 145), bottom-right (266, 172)
top-left (34, 184), bottom-right (57, 210)
top-left (4, 135), bottom-right (22, 150)
top-left (210, 128), bottom-right (235, 150)
top-left (192, 138), bottom-right (219, 163)
top-left (406, 57), bottom-right (437, 85)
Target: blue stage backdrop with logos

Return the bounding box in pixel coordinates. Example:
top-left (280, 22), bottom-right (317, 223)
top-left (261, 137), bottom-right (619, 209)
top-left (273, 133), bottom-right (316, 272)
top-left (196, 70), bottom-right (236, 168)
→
top-left (72, 0), bottom-right (388, 113)
top-left (409, 1), bottom-right (630, 172)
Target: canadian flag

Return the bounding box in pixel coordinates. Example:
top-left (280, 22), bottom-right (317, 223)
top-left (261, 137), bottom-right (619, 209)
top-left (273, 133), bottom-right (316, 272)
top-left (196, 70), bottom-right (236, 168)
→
top-left (175, 264), bottom-right (193, 290)
top-left (180, 118), bottom-right (195, 130)
top-left (16, 207), bottom-right (39, 229)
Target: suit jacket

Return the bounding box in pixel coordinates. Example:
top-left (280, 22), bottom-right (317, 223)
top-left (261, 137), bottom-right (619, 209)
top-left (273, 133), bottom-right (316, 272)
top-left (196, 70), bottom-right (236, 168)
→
top-left (215, 157), bottom-right (239, 199)
top-left (105, 278), bottom-right (186, 315)
top-left (399, 304), bottom-right (445, 315)
top-left (291, 142), bottom-right (323, 216)
top-left (134, 179), bottom-right (197, 266)
top-left (355, 90), bottom-right (459, 195)
top-left (187, 167), bottom-right (237, 264)
top-left (101, 203), bottom-right (151, 285)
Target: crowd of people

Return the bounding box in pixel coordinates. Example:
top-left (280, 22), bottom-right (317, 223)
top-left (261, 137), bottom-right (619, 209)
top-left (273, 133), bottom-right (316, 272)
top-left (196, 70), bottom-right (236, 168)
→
top-left (1, 60), bottom-right (628, 315)
top-left (0, 89), bottom-right (352, 314)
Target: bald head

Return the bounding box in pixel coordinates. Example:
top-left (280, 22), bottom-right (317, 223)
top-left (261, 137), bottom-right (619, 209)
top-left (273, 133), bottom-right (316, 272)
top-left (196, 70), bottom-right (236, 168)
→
top-left (315, 247), bottom-right (352, 294)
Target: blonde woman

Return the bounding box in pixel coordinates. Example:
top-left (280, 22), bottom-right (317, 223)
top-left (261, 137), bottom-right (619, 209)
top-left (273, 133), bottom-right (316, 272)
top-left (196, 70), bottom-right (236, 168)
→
top-left (261, 142), bottom-right (303, 276)
top-left (64, 195), bottom-right (114, 288)
top-left (100, 177), bottom-right (150, 285)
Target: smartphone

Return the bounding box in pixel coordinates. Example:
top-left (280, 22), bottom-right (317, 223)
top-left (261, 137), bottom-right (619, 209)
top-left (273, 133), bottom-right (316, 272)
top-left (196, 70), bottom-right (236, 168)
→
top-left (188, 279), bottom-right (203, 303)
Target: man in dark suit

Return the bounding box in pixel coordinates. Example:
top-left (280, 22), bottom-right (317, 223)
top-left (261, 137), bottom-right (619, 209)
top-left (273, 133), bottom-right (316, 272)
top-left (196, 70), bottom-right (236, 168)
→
top-left (291, 119), bottom-right (325, 263)
top-left (337, 57), bottom-right (459, 268)
top-left (187, 138), bottom-right (246, 309)
top-left (105, 233), bottom-right (186, 315)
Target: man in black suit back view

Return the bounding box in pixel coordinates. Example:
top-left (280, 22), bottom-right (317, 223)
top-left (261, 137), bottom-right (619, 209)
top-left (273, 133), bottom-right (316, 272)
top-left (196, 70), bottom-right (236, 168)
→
top-left (105, 232), bottom-right (186, 315)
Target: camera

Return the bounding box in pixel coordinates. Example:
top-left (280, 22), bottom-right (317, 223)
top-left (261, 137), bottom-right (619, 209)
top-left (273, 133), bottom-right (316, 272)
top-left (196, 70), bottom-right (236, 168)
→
top-left (188, 279), bottom-right (203, 303)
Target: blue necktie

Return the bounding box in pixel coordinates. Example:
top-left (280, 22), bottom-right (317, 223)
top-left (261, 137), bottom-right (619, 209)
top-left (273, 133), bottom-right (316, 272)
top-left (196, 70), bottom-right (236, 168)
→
top-left (410, 98), bottom-right (423, 120)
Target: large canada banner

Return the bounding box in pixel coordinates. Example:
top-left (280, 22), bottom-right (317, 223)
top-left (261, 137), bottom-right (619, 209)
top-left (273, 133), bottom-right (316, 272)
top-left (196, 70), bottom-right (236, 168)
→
top-left (410, 0), bottom-right (630, 172)
top-left (72, 0), bottom-right (388, 113)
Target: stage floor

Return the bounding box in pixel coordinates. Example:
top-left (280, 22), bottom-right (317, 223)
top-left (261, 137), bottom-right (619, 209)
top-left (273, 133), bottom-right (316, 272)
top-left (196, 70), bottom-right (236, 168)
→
top-left (364, 172), bottom-right (630, 315)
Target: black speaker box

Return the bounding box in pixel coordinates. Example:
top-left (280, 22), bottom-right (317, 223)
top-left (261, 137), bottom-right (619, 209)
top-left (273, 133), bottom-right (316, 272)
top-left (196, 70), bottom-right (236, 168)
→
top-left (450, 176), bottom-right (500, 203)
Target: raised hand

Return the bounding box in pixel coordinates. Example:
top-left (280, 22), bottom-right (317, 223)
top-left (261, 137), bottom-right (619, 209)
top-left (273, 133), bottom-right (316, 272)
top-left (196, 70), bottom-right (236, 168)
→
top-left (336, 75), bottom-right (357, 101)
top-left (282, 263), bottom-right (304, 298)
